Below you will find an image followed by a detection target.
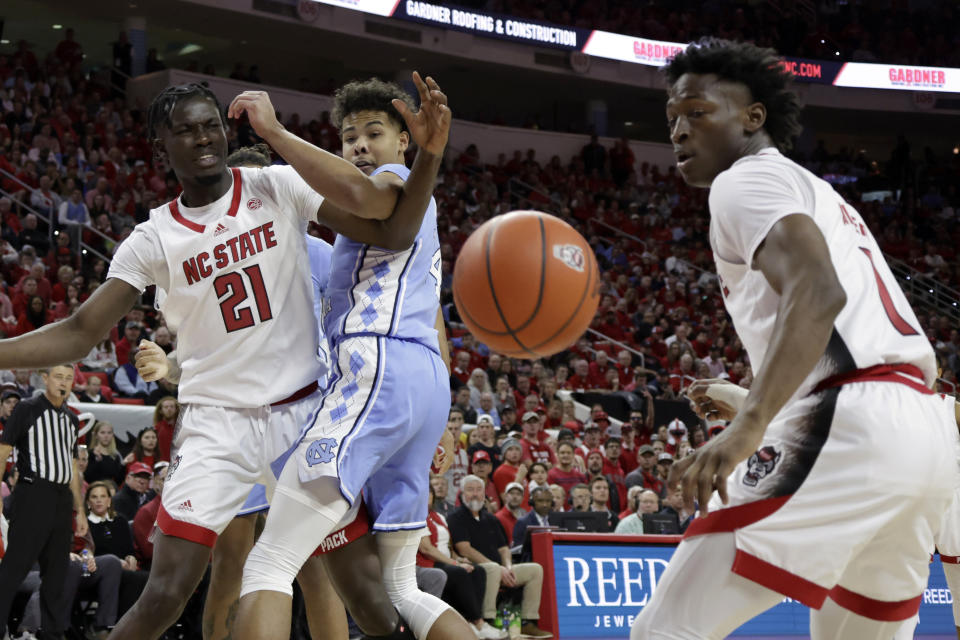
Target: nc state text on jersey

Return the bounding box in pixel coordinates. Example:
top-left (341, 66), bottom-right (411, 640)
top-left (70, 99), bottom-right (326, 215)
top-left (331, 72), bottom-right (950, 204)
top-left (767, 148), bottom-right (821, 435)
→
top-left (182, 222), bottom-right (278, 285)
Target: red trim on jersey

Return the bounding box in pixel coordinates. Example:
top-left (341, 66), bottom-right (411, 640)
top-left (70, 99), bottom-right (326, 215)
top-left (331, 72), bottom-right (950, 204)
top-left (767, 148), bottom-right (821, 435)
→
top-left (156, 504), bottom-right (217, 547)
top-left (939, 554), bottom-right (960, 564)
top-left (169, 200), bottom-right (206, 233)
top-left (811, 363), bottom-right (932, 396)
top-left (859, 247), bottom-right (920, 336)
top-left (732, 549), bottom-right (829, 609)
top-left (683, 494), bottom-right (791, 540)
top-left (311, 501), bottom-right (370, 556)
top-left (226, 168), bottom-right (243, 217)
top-left (167, 168), bottom-right (243, 233)
top-left (271, 381), bottom-right (319, 407)
top-left (827, 585), bottom-right (923, 621)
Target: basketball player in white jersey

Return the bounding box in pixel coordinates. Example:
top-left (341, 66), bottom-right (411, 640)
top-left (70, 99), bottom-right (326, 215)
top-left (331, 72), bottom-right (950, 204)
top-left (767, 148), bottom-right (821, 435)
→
top-left (688, 380), bottom-right (960, 640)
top-left (0, 74), bottom-right (450, 640)
top-left (630, 38), bottom-right (958, 640)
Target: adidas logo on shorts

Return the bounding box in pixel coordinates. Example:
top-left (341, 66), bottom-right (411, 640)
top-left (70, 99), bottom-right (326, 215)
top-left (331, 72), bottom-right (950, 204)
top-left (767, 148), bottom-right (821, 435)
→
top-left (176, 500), bottom-right (194, 512)
top-left (214, 223), bottom-right (229, 236)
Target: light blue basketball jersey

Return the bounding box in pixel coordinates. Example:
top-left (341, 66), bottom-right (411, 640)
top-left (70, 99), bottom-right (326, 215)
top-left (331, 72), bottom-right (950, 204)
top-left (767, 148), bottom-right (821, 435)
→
top-left (323, 163), bottom-right (441, 354)
top-left (307, 235), bottom-right (333, 388)
top-left (239, 233), bottom-right (333, 517)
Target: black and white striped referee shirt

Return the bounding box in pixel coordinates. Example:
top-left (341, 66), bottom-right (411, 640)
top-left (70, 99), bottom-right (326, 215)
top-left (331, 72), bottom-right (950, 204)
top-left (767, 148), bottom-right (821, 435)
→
top-left (0, 393), bottom-right (79, 484)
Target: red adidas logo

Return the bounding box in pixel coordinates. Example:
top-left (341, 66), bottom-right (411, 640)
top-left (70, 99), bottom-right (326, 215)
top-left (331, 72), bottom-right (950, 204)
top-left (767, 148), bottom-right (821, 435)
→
top-left (176, 500), bottom-right (194, 512)
top-left (214, 223), bottom-right (228, 236)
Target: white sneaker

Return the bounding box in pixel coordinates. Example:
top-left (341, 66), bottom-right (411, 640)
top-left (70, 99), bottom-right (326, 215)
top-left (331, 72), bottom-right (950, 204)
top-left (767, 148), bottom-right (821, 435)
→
top-left (477, 621), bottom-right (508, 639)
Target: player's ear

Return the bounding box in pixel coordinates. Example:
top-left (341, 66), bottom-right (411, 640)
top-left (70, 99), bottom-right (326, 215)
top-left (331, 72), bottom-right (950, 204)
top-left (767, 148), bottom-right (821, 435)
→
top-left (743, 101), bottom-right (766, 135)
top-left (398, 129), bottom-right (409, 153)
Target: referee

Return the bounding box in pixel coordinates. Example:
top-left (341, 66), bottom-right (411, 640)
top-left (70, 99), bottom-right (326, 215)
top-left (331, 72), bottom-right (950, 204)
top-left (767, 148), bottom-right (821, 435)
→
top-left (0, 364), bottom-right (87, 639)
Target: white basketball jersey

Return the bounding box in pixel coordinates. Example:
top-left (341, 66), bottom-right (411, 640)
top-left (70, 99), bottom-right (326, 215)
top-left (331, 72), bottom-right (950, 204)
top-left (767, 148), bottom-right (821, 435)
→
top-left (108, 165), bottom-right (325, 407)
top-left (708, 148), bottom-right (935, 402)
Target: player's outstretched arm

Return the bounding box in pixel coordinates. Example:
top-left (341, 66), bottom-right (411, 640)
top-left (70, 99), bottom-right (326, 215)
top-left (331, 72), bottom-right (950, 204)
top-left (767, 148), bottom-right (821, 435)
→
top-left (672, 214), bottom-right (846, 514)
top-left (0, 278), bottom-right (139, 370)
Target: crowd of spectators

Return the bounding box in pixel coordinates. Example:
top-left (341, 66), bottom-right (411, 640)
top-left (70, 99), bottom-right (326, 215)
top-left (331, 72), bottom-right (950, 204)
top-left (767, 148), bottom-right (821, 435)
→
top-left (1, 26), bottom-right (959, 639)
top-left (480, 0), bottom-right (960, 67)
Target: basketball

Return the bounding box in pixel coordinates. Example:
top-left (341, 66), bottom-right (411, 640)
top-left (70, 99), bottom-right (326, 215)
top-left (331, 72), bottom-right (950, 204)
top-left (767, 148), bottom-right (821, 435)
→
top-left (452, 211), bottom-right (601, 358)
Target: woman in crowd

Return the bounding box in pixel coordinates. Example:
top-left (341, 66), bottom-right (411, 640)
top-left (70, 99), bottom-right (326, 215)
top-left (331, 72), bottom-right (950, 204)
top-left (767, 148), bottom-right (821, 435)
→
top-left (151, 396), bottom-right (179, 462)
top-left (467, 368), bottom-right (492, 410)
top-left (8, 295), bottom-right (49, 336)
top-left (82, 330), bottom-right (118, 371)
top-left (85, 481), bottom-right (150, 618)
top-left (526, 462), bottom-right (549, 495)
top-left (84, 421), bottom-right (125, 486)
top-left (417, 486), bottom-right (503, 639)
top-left (122, 426), bottom-right (160, 470)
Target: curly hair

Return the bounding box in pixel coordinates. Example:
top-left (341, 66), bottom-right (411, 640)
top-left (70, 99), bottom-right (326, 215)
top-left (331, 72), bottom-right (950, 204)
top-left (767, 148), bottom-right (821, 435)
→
top-left (662, 38), bottom-right (802, 151)
top-left (227, 143), bottom-right (272, 168)
top-left (147, 82), bottom-right (224, 140)
top-left (331, 78), bottom-right (416, 135)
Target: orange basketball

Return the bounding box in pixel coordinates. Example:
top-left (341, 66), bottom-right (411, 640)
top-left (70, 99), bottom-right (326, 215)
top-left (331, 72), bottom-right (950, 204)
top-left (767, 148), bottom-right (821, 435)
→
top-left (452, 211), bottom-right (600, 358)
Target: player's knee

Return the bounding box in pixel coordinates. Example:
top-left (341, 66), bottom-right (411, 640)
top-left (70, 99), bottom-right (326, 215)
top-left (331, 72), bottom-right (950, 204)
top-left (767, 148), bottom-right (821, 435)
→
top-left (240, 540), bottom-right (298, 597)
top-left (142, 578), bottom-right (192, 622)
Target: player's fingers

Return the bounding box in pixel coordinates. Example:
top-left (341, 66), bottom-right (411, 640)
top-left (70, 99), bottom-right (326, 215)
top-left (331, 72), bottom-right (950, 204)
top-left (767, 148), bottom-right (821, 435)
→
top-left (411, 71), bottom-right (430, 104)
top-left (677, 455), bottom-right (701, 512)
top-left (669, 452), bottom-right (695, 487)
top-left (697, 457), bottom-right (719, 515)
top-left (686, 380), bottom-right (711, 401)
top-left (714, 459), bottom-right (735, 505)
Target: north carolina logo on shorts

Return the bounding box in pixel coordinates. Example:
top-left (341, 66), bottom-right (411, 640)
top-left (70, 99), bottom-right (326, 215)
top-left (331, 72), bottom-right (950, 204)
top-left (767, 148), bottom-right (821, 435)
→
top-left (305, 438), bottom-right (338, 467)
top-left (743, 446), bottom-right (781, 487)
top-left (247, 197), bottom-right (263, 210)
top-left (553, 244), bottom-right (585, 272)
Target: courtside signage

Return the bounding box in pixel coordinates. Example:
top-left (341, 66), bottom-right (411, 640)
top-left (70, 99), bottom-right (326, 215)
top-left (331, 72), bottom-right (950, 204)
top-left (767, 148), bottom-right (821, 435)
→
top-left (552, 542), bottom-right (955, 637)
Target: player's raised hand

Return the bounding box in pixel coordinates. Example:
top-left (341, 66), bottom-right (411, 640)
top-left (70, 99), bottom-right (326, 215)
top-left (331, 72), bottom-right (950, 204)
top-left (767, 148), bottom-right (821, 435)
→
top-left (227, 91), bottom-right (283, 141)
top-left (393, 71), bottom-right (451, 157)
top-left (135, 340), bottom-right (170, 382)
top-left (669, 413), bottom-right (766, 516)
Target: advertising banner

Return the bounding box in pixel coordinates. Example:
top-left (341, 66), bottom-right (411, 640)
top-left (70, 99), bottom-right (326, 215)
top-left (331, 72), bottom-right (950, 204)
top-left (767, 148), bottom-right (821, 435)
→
top-left (552, 540), bottom-right (955, 637)
top-left (307, 0), bottom-right (960, 93)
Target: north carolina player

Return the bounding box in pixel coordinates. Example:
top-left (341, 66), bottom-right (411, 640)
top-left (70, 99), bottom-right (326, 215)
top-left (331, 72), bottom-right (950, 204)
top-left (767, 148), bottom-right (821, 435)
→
top-left (229, 79), bottom-right (473, 640)
top-left (632, 39), bottom-right (958, 640)
top-left (0, 77), bottom-right (450, 640)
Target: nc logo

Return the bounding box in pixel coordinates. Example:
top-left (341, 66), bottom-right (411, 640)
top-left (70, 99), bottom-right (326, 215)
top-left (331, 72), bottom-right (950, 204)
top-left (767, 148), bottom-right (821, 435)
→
top-left (305, 438), bottom-right (338, 467)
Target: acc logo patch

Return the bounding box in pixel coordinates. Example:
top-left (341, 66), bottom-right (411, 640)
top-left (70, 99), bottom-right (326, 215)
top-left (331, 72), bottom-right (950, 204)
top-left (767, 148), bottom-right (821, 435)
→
top-left (743, 446), bottom-right (781, 487)
top-left (553, 244), bottom-right (586, 272)
top-left (247, 197), bottom-right (263, 210)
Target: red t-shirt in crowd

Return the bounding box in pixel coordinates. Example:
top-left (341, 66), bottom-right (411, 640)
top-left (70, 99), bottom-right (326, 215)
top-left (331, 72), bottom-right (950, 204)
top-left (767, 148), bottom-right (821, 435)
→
top-left (546, 467), bottom-right (588, 496)
top-left (495, 506), bottom-right (520, 545)
top-left (521, 438), bottom-right (556, 467)
top-left (493, 462), bottom-right (522, 496)
top-left (133, 495), bottom-right (161, 566)
top-left (155, 420), bottom-right (174, 462)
